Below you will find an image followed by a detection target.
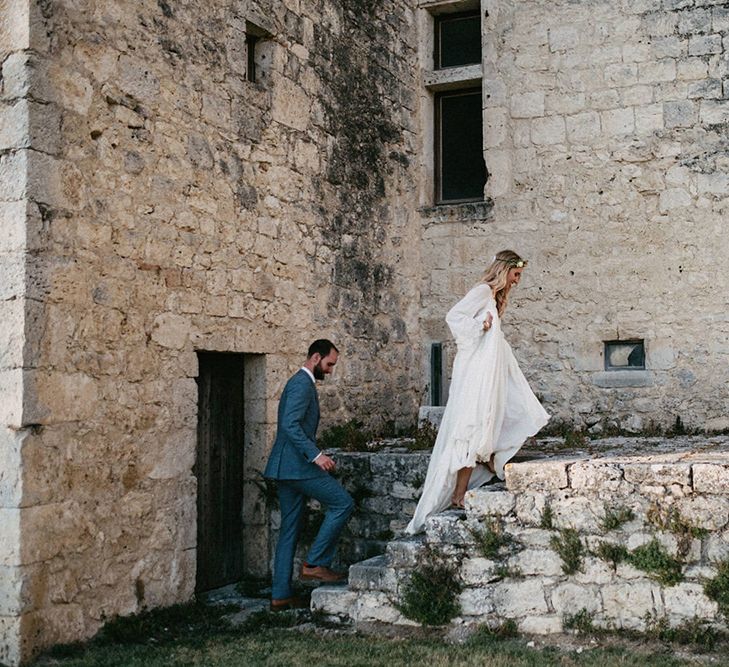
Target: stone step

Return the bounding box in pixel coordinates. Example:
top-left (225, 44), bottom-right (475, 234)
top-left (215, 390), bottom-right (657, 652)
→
top-left (425, 510), bottom-right (474, 546)
top-left (385, 535), bottom-right (426, 568)
top-left (310, 585), bottom-right (358, 621)
top-left (465, 485), bottom-right (516, 519)
top-left (348, 555), bottom-right (400, 593)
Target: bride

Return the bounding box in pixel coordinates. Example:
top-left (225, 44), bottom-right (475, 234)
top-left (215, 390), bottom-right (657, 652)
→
top-left (406, 250), bottom-right (549, 534)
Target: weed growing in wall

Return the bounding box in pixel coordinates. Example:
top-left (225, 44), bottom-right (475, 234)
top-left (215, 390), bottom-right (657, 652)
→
top-left (628, 539), bottom-right (683, 587)
top-left (599, 504), bottom-right (635, 532)
top-left (647, 503), bottom-right (708, 558)
top-left (468, 516), bottom-right (514, 559)
top-left (397, 548), bottom-right (461, 625)
top-left (704, 559), bottom-right (729, 620)
top-left (594, 541), bottom-right (630, 569)
top-left (550, 528), bottom-right (584, 575)
top-left (564, 608), bottom-right (597, 634)
top-left (643, 614), bottom-right (719, 651)
top-left (539, 503), bottom-right (554, 529)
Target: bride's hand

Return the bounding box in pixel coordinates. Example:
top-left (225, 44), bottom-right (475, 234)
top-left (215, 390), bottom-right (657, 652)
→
top-left (482, 312), bottom-right (493, 331)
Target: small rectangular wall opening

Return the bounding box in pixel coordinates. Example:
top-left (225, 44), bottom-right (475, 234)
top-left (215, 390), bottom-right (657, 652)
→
top-left (604, 340), bottom-right (645, 371)
top-left (430, 342), bottom-right (444, 406)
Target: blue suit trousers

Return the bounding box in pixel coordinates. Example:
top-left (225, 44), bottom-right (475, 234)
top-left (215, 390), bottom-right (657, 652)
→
top-left (272, 475), bottom-right (354, 600)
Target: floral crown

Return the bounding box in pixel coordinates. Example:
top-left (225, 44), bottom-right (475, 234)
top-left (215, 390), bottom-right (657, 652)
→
top-left (493, 256), bottom-right (527, 268)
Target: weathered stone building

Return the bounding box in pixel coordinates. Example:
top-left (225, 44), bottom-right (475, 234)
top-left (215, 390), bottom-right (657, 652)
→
top-left (1, 0), bottom-right (728, 663)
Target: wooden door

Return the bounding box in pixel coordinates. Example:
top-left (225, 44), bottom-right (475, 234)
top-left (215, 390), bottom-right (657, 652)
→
top-left (195, 352), bottom-right (245, 592)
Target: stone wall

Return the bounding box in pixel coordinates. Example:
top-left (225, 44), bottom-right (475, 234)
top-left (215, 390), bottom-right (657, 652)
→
top-left (419, 0), bottom-right (729, 433)
top-left (0, 0), bottom-right (424, 663)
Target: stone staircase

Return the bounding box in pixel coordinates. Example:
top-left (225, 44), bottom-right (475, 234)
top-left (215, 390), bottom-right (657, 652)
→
top-left (312, 444), bottom-right (729, 633)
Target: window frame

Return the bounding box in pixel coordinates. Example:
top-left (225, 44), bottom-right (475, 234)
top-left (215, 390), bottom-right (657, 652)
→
top-left (434, 87), bottom-right (486, 205)
top-left (434, 10), bottom-right (481, 70)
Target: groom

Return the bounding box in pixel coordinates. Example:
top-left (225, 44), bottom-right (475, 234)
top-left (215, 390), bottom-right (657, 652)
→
top-left (264, 339), bottom-right (354, 611)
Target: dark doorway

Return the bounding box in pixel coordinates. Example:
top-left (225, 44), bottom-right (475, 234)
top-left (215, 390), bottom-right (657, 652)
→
top-left (195, 352), bottom-right (245, 592)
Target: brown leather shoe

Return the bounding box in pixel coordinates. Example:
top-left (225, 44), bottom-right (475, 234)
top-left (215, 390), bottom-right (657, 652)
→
top-left (300, 562), bottom-right (347, 582)
top-left (270, 595), bottom-right (309, 612)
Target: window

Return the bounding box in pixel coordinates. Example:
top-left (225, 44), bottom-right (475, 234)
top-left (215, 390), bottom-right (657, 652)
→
top-left (436, 89), bottom-right (487, 203)
top-left (435, 12), bottom-right (481, 69)
top-left (245, 21), bottom-right (271, 84)
top-left (604, 340), bottom-right (645, 371)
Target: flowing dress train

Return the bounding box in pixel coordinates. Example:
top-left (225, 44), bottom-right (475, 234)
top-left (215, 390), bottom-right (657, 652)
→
top-left (405, 283), bottom-right (550, 535)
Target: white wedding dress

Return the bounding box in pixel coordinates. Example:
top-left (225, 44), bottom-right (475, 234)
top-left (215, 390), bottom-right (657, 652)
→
top-left (405, 283), bottom-right (550, 534)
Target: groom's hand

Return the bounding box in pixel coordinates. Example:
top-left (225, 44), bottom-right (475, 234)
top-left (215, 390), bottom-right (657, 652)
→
top-left (315, 453), bottom-right (336, 472)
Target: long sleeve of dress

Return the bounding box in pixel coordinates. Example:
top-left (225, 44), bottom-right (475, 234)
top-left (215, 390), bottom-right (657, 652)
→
top-left (445, 283), bottom-right (496, 347)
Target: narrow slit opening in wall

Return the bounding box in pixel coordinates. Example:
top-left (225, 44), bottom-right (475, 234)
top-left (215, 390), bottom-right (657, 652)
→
top-left (245, 21), bottom-right (271, 83)
top-left (604, 339), bottom-right (645, 371)
top-left (430, 342), bottom-right (444, 406)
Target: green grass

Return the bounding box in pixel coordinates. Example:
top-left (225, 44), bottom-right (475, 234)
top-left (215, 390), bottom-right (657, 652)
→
top-left (33, 624), bottom-right (727, 667)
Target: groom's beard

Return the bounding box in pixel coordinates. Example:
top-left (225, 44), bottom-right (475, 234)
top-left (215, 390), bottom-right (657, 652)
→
top-left (313, 363), bottom-right (325, 380)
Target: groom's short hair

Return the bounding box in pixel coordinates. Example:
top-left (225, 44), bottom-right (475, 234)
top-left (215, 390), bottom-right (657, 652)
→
top-left (308, 339), bottom-right (339, 359)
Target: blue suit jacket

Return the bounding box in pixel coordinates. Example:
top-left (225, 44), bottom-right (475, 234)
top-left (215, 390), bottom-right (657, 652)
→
top-left (264, 369), bottom-right (326, 480)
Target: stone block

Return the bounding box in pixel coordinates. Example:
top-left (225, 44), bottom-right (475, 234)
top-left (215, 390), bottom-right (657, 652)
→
top-left (0, 616), bottom-right (22, 667)
top-left (0, 428), bottom-right (23, 509)
top-left (0, 509), bottom-right (20, 566)
top-left (602, 581), bottom-right (663, 625)
top-left (675, 496), bottom-right (729, 531)
top-left (548, 25), bottom-right (580, 52)
top-left (425, 513), bottom-right (473, 546)
top-left (697, 173), bottom-right (729, 197)
top-left (692, 463), bottom-right (729, 493)
top-left (605, 64), bottom-right (638, 87)
top-left (601, 108), bottom-right (635, 136)
top-left (493, 580), bottom-right (549, 617)
top-left (688, 34), bottom-right (723, 56)
top-left (574, 557), bottom-right (615, 586)
top-left (705, 531), bottom-right (729, 562)
top-left (635, 103), bottom-right (664, 133)
top-left (518, 615), bottom-right (563, 634)
top-left (639, 59), bottom-right (677, 84)
top-left (0, 151), bottom-right (26, 201)
top-left (700, 100), bottom-right (729, 124)
top-left (418, 406), bottom-right (444, 429)
top-left (355, 591), bottom-right (412, 624)
top-left (623, 462), bottom-right (692, 487)
top-left (0, 200), bottom-right (26, 253)
top-left (272, 77), bottom-right (310, 131)
top-left (513, 527), bottom-right (554, 549)
top-left (663, 583), bottom-right (718, 620)
top-left (0, 99), bottom-right (28, 151)
top-left (465, 489), bottom-right (515, 518)
top-left (688, 79), bottom-right (723, 99)
top-left (310, 585), bottom-right (357, 618)
top-left (678, 8), bottom-right (713, 35)
top-left (552, 495), bottom-right (601, 532)
top-left (566, 112), bottom-right (601, 144)
top-left (510, 92), bottom-right (545, 119)
top-left (459, 586), bottom-right (496, 616)
top-left (531, 116), bottom-right (566, 145)
top-left (551, 582), bottom-right (602, 616)
top-left (509, 549), bottom-right (563, 577)
top-left (348, 556), bottom-right (399, 593)
top-left (569, 461), bottom-right (624, 492)
top-left (460, 557), bottom-right (500, 586)
top-left (663, 100), bottom-right (696, 128)
top-left (505, 461), bottom-right (568, 493)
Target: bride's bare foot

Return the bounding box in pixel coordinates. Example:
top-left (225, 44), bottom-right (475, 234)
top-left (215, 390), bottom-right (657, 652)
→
top-left (450, 495), bottom-right (465, 509)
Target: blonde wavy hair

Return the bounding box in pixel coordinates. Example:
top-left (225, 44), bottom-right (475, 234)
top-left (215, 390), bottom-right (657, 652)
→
top-left (482, 250), bottom-right (528, 316)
